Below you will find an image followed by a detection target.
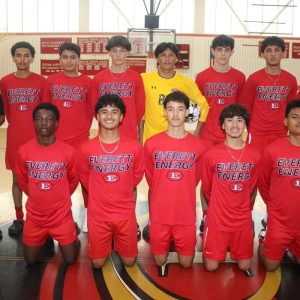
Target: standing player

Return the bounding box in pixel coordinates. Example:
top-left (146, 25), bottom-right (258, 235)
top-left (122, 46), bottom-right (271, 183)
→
top-left (144, 91), bottom-right (206, 268)
top-left (43, 42), bottom-right (93, 216)
top-left (258, 100), bottom-right (300, 271)
top-left (142, 42), bottom-right (210, 142)
top-left (78, 94), bottom-right (144, 268)
top-left (0, 42), bottom-right (46, 236)
top-left (93, 35), bottom-right (145, 143)
top-left (201, 104), bottom-right (261, 272)
top-left (195, 34), bottom-right (245, 146)
top-left (242, 36), bottom-right (298, 228)
top-left (195, 35), bottom-right (245, 232)
top-left (15, 103), bottom-right (80, 265)
top-left (0, 95), bottom-right (4, 239)
top-left (242, 36), bottom-right (298, 152)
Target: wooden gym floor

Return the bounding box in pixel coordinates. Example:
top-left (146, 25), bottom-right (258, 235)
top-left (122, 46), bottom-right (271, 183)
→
top-left (0, 128), bottom-right (299, 300)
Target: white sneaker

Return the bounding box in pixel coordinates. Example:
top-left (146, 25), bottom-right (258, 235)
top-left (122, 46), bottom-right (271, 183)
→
top-left (82, 208), bottom-right (88, 233)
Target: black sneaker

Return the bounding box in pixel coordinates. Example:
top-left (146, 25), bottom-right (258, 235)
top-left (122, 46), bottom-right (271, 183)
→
top-left (8, 220), bottom-right (24, 236)
top-left (258, 228), bottom-right (266, 244)
top-left (261, 218), bottom-right (267, 229)
top-left (74, 222), bottom-right (81, 236)
top-left (0, 229), bottom-right (2, 240)
top-left (137, 224), bottom-right (141, 241)
top-left (199, 218), bottom-right (205, 235)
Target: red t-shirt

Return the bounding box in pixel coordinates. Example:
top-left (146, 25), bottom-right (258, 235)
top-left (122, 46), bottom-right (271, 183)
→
top-left (201, 142), bottom-right (261, 231)
top-left (0, 73), bottom-right (46, 170)
top-left (195, 67), bottom-right (245, 142)
top-left (241, 68), bottom-right (298, 136)
top-left (43, 72), bottom-right (93, 145)
top-left (258, 137), bottom-right (300, 232)
top-left (144, 132), bottom-right (206, 225)
top-left (15, 139), bottom-right (78, 226)
top-left (92, 68), bottom-right (145, 139)
top-left (78, 136), bottom-right (144, 221)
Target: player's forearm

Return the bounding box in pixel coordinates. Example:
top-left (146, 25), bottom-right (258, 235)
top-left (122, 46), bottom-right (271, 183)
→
top-left (194, 121), bottom-right (204, 137)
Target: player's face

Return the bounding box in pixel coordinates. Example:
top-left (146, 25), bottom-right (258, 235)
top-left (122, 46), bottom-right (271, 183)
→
top-left (59, 50), bottom-right (80, 73)
top-left (263, 45), bottom-right (283, 67)
top-left (109, 46), bottom-right (128, 65)
top-left (34, 109), bottom-right (58, 138)
top-left (156, 48), bottom-right (178, 72)
top-left (96, 105), bottom-right (123, 130)
top-left (222, 116), bottom-right (246, 139)
top-left (164, 101), bottom-right (188, 128)
top-left (211, 46), bottom-right (233, 66)
top-left (284, 107), bottom-right (300, 136)
top-left (13, 48), bottom-right (33, 71)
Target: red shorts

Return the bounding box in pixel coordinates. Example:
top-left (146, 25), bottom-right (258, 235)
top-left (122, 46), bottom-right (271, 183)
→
top-left (202, 227), bottom-right (253, 261)
top-left (23, 216), bottom-right (77, 247)
top-left (150, 223), bottom-right (196, 256)
top-left (247, 132), bottom-right (283, 153)
top-left (88, 217), bottom-right (137, 259)
top-left (263, 227), bottom-right (300, 260)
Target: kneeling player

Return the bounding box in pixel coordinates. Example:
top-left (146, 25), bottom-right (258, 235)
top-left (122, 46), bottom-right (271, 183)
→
top-left (144, 91), bottom-right (206, 268)
top-left (78, 94), bottom-right (144, 268)
top-left (258, 99), bottom-right (300, 271)
top-left (15, 103), bottom-right (80, 265)
top-left (201, 104), bottom-right (261, 272)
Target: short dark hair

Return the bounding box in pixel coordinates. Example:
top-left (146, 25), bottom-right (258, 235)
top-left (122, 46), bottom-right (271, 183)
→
top-left (285, 99), bottom-right (300, 117)
top-left (163, 91), bottom-right (190, 109)
top-left (33, 103), bottom-right (60, 120)
top-left (211, 34), bottom-right (234, 50)
top-left (219, 104), bottom-right (250, 127)
top-left (95, 94), bottom-right (126, 116)
top-left (11, 41), bottom-right (35, 57)
top-left (154, 42), bottom-right (179, 58)
top-left (261, 36), bottom-right (285, 53)
top-left (105, 36), bottom-right (131, 51)
top-left (59, 42), bottom-right (81, 57)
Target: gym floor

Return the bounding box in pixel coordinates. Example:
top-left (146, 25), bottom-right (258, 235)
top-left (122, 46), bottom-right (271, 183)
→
top-left (0, 128), bottom-right (299, 300)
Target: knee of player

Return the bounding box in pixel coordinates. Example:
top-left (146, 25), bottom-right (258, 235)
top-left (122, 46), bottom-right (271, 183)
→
top-left (179, 260), bottom-right (193, 269)
top-left (24, 256), bottom-right (38, 266)
top-left (63, 255), bottom-right (77, 265)
top-left (237, 260), bottom-right (251, 271)
top-left (263, 261), bottom-right (280, 272)
top-left (154, 256), bottom-right (168, 267)
top-left (204, 261), bottom-right (219, 272)
top-left (91, 259), bottom-right (107, 269)
top-left (121, 257), bottom-right (136, 267)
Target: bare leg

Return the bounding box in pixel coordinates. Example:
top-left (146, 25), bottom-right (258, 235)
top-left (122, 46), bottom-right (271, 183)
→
top-left (178, 254), bottom-right (194, 268)
top-left (203, 257), bottom-right (220, 271)
top-left (153, 253), bottom-right (168, 266)
top-left (59, 240), bottom-right (80, 265)
top-left (23, 244), bottom-right (43, 265)
top-left (12, 172), bottom-right (23, 216)
top-left (91, 257), bottom-right (109, 269)
top-left (119, 256), bottom-right (136, 267)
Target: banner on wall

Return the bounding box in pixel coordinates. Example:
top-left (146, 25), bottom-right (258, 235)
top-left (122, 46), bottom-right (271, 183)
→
top-left (126, 58), bottom-right (147, 74)
top-left (41, 59), bottom-right (109, 76)
top-left (176, 44), bottom-right (190, 69)
top-left (292, 43), bottom-right (300, 59)
top-left (40, 38), bottom-right (72, 54)
top-left (128, 38), bottom-right (147, 57)
top-left (77, 37), bottom-right (109, 54)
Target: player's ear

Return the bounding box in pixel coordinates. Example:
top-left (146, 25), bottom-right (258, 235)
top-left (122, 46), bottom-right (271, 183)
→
top-left (222, 123), bottom-right (225, 130)
top-left (284, 117), bottom-right (288, 127)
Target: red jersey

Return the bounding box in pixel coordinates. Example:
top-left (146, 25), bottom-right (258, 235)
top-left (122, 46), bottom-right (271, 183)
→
top-left (258, 137), bottom-right (300, 232)
top-left (0, 73), bottom-right (46, 170)
top-left (144, 132), bottom-right (206, 225)
top-left (15, 139), bottom-right (78, 226)
top-left (78, 136), bottom-right (144, 221)
top-left (93, 68), bottom-right (145, 139)
top-left (242, 68), bottom-right (297, 136)
top-left (195, 67), bottom-right (245, 142)
top-left (201, 143), bottom-right (261, 231)
top-left (43, 72), bottom-right (93, 145)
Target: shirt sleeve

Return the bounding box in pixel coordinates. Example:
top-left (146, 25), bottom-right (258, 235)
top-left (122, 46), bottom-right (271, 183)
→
top-left (77, 146), bottom-right (90, 192)
top-left (133, 144), bottom-right (145, 187)
top-left (144, 141), bottom-right (154, 188)
top-left (240, 75), bottom-right (256, 113)
top-left (67, 149), bottom-right (79, 195)
top-left (200, 152), bottom-right (213, 202)
top-left (257, 149), bottom-right (272, 204)
top-left (15, 150), bottom-right (29, 195)
top-left (135, 74), bottom-right (145, 123)
top-left (0, 95), bottom-right (4, 115)
top-left (42, 78), bottom-right (52, 103)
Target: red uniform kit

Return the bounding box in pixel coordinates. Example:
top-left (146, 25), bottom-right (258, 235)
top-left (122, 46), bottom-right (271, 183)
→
top-left (201, 143), bottom-right (261, 261)
top-left (93, 68), bottom-right (145, 139)
top-left (78, 136), bottom-right (144, 258)
top-left (242, 69), bottom-right (298, 151)
top-left (258, 137), bottom-right (300, 260)
top-left (0, 73), bottom-right (46, 170)
top-left (144, 132), bottom-right (206, 255)
top-left (15, 139), bottom-right (79, 246)
top-left (195, 67), bottom-right (245, 144)
top-left (43, 72), bottom-right (93, 146)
